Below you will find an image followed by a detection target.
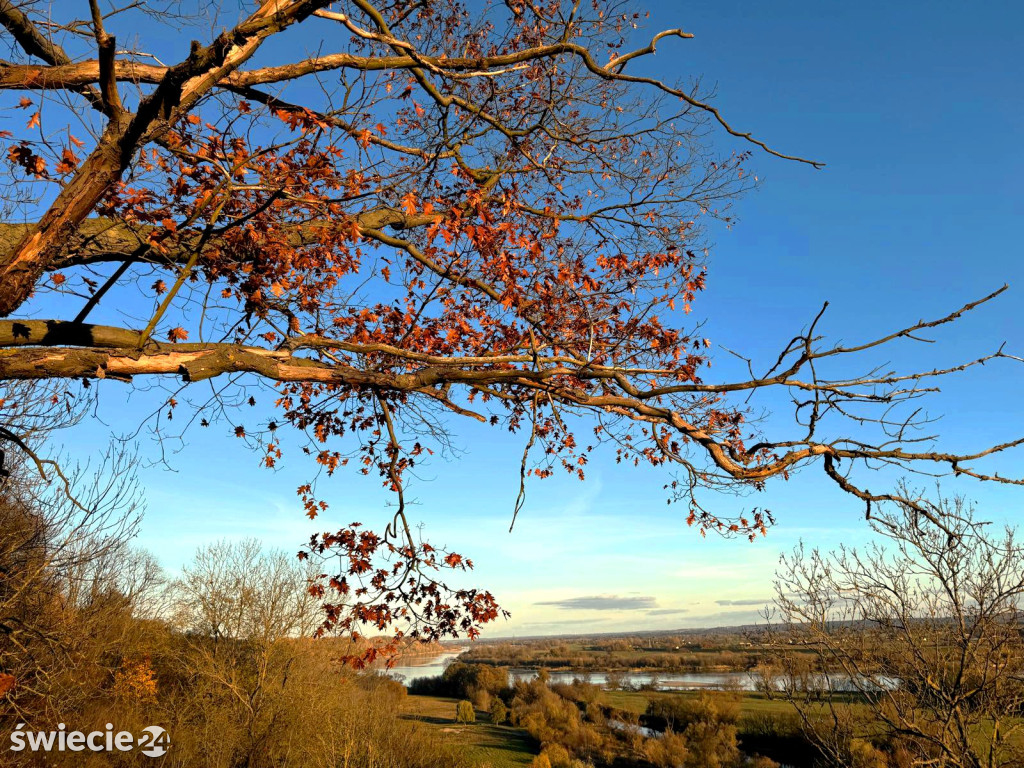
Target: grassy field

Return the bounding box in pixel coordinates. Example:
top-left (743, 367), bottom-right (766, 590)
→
top-left (597, 688), bottom-right (796, 718)
top-left (402, 695), bottom-right (536, 768)
top-left (599, 689), bottom-right (1024, 758)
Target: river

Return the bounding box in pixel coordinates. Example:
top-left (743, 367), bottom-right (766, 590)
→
top-left (385, 651), bottom-right (757, 690)
top-left (385, 648), bottom-right (468, 683)
top-left (386, 652), bottom-right (896, 694)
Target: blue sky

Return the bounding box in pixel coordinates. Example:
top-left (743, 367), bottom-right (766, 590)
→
top-left (40, 1), bottom-right (1024, 636)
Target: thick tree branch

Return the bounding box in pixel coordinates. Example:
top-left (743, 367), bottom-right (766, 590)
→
top-left (0, 0), bottom-right (105, 109)
top-left (0, 209), bottom-right (445, 270)
top-left (0, 308), bottom-right (1021, 506)
top-left (0, 0), bottom-right (331, 318)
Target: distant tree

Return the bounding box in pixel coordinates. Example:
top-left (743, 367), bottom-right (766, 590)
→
top-left (676, 693), bottom-right (741, 768)
top-left (171, 539), bottom-right (325, 766)
top-left (643, 729), bottom-right (690, 768)
top-left (0, 0), bottom-right (1021, 663)
top-left (541, 744), bottom-right (571, 768)
top-left (490, 698), bottom-right (508, 725)
top-left (604, 671), bottom-right (625, 691)
top-left (174, 538), bottom-right (320, 643)
top-left (455, 699), bottom-right (476, 725)
top-left (647, 696), bottom-right (688, 731)
top-left (770, 493), bottom-right (1024, 768)
top-left (441, 661), bottom-right (511, 702)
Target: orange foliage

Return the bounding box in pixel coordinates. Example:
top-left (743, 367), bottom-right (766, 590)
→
top-left (112, 657), bottom-right (158, 702)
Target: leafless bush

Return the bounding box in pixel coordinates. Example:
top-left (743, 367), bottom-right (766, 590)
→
top-left (769, 491), bottom-right (1024, 767)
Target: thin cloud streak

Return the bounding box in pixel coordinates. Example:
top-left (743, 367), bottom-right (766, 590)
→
top-left (536, 595), bottom-right (658, 611)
